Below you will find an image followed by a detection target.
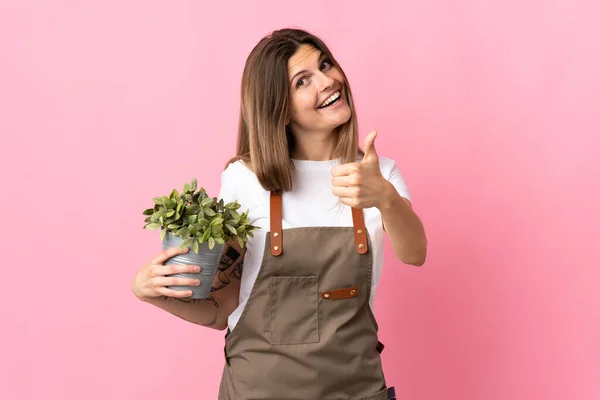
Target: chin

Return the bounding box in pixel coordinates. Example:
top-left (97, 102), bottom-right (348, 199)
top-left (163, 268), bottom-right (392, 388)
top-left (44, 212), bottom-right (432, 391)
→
top-left (332, 106), bottom-right (352, 127)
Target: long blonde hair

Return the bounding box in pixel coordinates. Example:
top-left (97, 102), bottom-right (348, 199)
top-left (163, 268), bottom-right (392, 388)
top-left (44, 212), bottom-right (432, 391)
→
top-left (227, 28), bottom-right (362, 193)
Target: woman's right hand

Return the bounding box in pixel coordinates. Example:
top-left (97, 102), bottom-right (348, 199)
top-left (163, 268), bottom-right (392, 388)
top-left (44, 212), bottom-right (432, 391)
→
top-left (132, 246), bottom-right (202, 301)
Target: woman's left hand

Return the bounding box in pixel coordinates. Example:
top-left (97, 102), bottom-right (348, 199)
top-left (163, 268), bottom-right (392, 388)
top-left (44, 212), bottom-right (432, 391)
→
top-left (331, 130), bottom-right (392, 210)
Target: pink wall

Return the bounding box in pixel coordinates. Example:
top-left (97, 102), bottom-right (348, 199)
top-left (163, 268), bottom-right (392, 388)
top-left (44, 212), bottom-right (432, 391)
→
top-left (1, 1), bottom-right (598, 399)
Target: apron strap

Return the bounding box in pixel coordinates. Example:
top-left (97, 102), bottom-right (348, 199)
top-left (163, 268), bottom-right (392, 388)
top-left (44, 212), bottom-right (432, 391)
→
top-left (270, 192), bottom-right (283, 256)
top-left (351, 207), bottom-right (368, 255)
top-left (269, 192), bottom-right (368, 256)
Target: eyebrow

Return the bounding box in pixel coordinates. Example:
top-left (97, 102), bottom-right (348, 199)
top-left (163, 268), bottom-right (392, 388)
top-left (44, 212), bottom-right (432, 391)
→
top-left (289, 50), bottom-right (326, 84)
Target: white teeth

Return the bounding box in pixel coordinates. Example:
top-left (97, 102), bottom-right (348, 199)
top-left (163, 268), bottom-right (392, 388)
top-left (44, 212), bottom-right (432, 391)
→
top-left (319, 91), bottom-right (340, 108)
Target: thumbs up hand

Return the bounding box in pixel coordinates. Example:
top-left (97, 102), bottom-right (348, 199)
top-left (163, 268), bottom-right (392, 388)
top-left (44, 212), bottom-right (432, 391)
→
top-left (331, 130), bottom-right (390, 209)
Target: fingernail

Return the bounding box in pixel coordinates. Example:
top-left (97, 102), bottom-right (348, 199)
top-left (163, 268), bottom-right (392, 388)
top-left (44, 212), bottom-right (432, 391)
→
top-left (194, 279), bottom-right (201, 285)
top-left (193, 265), bottom-right (200, 271)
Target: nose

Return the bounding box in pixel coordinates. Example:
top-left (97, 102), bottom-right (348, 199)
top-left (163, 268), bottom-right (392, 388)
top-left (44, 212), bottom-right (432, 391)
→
top-left (315, 70), bottom-right (335, 92)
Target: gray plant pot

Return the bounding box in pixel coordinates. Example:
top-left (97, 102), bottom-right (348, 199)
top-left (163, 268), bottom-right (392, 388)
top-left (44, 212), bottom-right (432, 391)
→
top-left (162, 230), bottom-right (225, 299)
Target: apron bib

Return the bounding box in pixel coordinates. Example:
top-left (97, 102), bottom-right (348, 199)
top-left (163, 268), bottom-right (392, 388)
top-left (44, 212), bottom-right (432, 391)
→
top-left (219, 193), bottom-right (390, 400)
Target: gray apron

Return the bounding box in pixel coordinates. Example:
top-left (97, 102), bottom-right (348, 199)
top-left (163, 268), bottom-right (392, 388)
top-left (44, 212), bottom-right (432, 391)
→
top-left (219, 192), bottom-right (395, 400)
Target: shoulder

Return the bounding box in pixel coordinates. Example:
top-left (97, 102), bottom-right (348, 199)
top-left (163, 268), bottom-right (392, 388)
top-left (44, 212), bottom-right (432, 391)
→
top-left (376, 155), bottom-right (412, 202)
top-left (377, 156), bottom-right (397, 176)
top-left (220, 159), bottom-right (267, 205)
top-left (222, 159), bottom-right (255, 181)
top-left (375, 156), bottom-right (405, 182)
top-left (219, 160), bottom-right (253, 203)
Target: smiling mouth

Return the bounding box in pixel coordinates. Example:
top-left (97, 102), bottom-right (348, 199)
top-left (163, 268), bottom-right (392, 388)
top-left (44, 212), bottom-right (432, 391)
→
top-left (317, 91), bottom-right (341, 109)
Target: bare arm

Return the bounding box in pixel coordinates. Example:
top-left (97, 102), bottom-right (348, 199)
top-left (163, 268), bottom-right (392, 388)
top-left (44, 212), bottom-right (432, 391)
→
top-left (379, 182), bottom-right (427, 266)
top-left (134, 240), bottom-right (246, 330)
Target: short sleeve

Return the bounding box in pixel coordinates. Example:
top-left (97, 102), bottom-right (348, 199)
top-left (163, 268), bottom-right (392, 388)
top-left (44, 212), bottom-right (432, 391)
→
top-left (217, 164), bottom-right (237, 205)
top-left (385, 159), bottom-right (412, 204)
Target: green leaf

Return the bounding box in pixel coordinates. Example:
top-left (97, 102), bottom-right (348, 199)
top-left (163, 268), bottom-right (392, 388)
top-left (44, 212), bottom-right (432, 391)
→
top-left (142, 208), bottom-right (154, 215)
top-left (184, 183), bottom-right (190, 193)
top-left (204, 208), bottom-right (216, 217)
top-left (198, 218), bottom-right (210, 227)
top-left (208, 237), bottom-right (216, 250)
top-left (237, 236), bottom-right (244, 249)
top-left (201, 197), bottom-right (214, 207)
top-left (215, 238), bottom-right (225, 245)
top-left (191, 178), bottom-right (198, 192)
top-left (187, 205), bottom-right (200, 214)
top-left (210, 217), bottom-right (224, 226)
top-left (145, 223), bottom-right (161, 230)
top-left (144, 216), bottom-right (152, 223)
top-left (193, 239), bottom-right (199, 254)
top-left (153, 197), bottom-right (163, 205)
top-left (163, 217), bottom-right (177, 226)
top-left (167, 223), bottom-right (180, 230)
top-left (166, 210), bottom-right (175, 217)
top-left (176, 227), bottom-right (187, 236)
top-left (227, 219), bottom-right (239, 227)
top-left (225, 224), bottom-right (237, 235)
top-left (160, 228), bottom-right (167, 240)
top-left (170, 188), bottom-right (180, 199)
top-left (180, 238), bottom-right (193, 249)
top-left (201, 229), bottom-right (211, 243)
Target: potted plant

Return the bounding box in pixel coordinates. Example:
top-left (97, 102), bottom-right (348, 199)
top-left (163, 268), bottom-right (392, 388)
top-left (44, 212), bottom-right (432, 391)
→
top-left (142, 178), bottom-right (258, 299)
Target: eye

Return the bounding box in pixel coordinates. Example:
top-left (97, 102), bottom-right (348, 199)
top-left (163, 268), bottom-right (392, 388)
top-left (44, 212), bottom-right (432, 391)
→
top-left (320, 59), bottom-right (333, 71)
top-left (296, 77), bottom-right (308, 88)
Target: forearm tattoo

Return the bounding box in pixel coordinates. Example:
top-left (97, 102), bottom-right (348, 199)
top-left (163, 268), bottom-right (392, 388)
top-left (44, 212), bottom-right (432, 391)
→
top-left (173, 296), bottom-right (220, 327)
top-left (162, 243), bottom-right (243, 327)
top-left (211, 244), bottom-right (242, 292)
top-left (232, 261), bottom-right (243, 280)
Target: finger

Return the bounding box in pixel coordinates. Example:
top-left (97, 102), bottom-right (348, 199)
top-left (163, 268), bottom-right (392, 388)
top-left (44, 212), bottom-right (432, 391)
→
top-left (332, 175), bottom-right (359, 187)
top-left (332, 186), bottom-right (357, 198)
top-left (331, 162), bottom-right (360, 177)
top-left (362, 130), bottom-right (378, 161)
top-left (152, 276), bottom-right (201, 288)
top-left (151, 263), bottom-right (201, 277)
top-left (338, 197), bottom-right (358, 207)
top-left (155, 287), bottom-right (194, 298)
top-left (151, 245), bottom-right (190, 265)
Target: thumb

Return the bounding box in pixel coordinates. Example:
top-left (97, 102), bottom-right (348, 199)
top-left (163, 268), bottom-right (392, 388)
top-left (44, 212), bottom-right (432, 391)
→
top-left (362, 130), bottom-right (378, 161)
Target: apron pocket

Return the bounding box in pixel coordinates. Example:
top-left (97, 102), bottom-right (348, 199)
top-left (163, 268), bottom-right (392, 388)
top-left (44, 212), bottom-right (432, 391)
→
top-left (269, 275), bottom-right (319, 345)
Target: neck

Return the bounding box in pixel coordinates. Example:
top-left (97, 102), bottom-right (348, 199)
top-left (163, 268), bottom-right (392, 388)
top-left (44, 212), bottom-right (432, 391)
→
top-left (289, 129), bottom-right (337, 161)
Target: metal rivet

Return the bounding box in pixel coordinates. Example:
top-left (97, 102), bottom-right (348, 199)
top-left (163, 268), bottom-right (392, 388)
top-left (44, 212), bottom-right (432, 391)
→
top-left (273, 246), bottom-right (279, 251)
top-left (350, 289), bottom-right (356, 295)
top-left (357, 229), bottom-right (363, 234)
top-left (324, 293), bottom-right (330, 298)
top-left (273, 232), bottom-right (279, 237)
top-left (358, 243), bottom-right (365, 249)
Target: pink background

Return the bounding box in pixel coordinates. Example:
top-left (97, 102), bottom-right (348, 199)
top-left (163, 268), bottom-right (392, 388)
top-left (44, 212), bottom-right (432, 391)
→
top-left (1, 1), bottom-right (599, 399)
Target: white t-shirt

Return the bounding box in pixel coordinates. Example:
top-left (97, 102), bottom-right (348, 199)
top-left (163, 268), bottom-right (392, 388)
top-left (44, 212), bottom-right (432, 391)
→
top-left (218, 156), bottom-right (412, 332)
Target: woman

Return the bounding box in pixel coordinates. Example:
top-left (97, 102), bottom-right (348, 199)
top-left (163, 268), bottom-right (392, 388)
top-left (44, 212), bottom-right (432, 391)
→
top-left (132, 28), bottom-right (427, 400)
